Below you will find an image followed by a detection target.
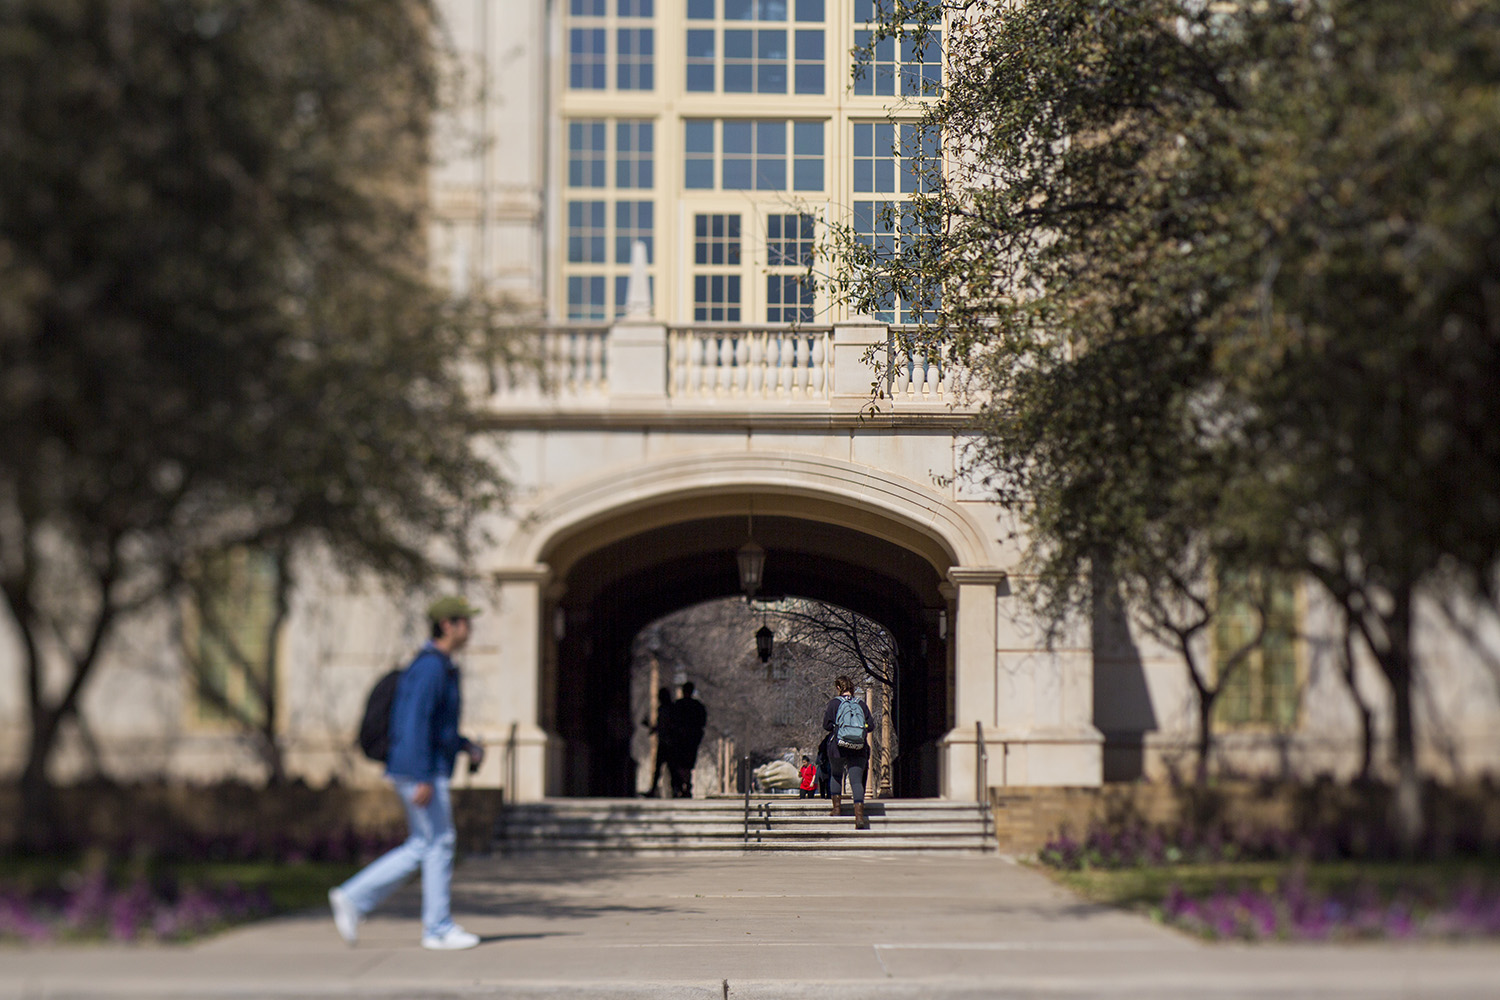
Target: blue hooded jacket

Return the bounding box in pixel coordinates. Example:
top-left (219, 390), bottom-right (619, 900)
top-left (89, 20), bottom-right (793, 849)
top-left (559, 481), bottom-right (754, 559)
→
top-left (385, 642), bottom-right (468, 782)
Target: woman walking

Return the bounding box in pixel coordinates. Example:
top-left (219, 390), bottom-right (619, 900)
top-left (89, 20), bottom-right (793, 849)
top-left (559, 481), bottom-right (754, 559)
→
top-left (821, 675), bottom-right (873, 830)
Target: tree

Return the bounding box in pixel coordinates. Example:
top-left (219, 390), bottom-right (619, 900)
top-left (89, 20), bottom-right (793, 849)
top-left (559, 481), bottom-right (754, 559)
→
top-left (0, 0), bottom-right (522, 826)
top-left (833, 0), bottom-right (1500, 838)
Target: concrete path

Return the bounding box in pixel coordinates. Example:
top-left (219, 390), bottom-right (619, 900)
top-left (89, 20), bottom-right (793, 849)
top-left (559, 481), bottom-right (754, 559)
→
top-left (3, 852), bottom-right (1499, 999)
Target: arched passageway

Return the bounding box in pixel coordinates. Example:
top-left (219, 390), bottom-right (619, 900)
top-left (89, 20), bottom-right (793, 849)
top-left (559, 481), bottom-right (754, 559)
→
top-left (543, 507), bottom-right (952, 797)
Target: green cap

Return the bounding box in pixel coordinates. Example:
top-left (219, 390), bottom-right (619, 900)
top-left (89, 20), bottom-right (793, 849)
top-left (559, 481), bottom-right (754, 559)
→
top-left (426, 595), bottom-right (481, 622)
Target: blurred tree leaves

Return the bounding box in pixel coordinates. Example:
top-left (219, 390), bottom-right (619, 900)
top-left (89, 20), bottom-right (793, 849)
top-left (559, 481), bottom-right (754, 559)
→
top-left (831, 0), bottom-right (1500, 830)
top-left (0, 0), bottom-right (520, 809)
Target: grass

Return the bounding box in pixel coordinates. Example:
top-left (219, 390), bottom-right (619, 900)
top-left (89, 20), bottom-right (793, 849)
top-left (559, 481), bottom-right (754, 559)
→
top-left (1042, 858), bottom-right (1500, 911)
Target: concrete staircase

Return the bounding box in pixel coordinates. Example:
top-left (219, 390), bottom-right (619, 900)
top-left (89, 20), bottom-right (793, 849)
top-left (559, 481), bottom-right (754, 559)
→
top-left (493, 797), bottom-right (995, 854)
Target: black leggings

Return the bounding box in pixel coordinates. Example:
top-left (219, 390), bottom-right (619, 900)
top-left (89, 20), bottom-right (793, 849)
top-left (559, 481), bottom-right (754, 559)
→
top-left (829, 757), bottom-right (867, 803)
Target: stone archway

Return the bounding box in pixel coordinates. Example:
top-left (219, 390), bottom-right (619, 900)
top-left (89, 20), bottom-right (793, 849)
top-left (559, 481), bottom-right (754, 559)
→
top-left (545, 510), bottom-right (950, 797)
top-left (480, 452), bottom-right (1100, 802)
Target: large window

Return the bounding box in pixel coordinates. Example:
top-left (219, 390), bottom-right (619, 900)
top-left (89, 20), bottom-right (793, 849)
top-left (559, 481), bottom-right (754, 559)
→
top-left (851, 120), bottom-right (940, 323)
top-left (686, 0), bottom-right (825, 95)
top-left (853, 121), bottom-right (939, 194)
top-left (693, 213), bottom-right (742, 322)
top-left (1214, 574), bottom-right (1301, 729)
top-left (684, 119), bottom-right (824, 191)
top-left (565, 119), bottom-right (657, 320)
top-left (569, 0), bottom-right (655, 91)
top-left (852, 0), bottom-right (940, 97)
top-left (765, 213), bottom-right (816, 322)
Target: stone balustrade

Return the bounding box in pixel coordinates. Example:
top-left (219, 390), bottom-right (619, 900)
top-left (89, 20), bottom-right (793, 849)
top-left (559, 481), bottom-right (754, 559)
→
top-left (488, 320), bottom-right (970, 415)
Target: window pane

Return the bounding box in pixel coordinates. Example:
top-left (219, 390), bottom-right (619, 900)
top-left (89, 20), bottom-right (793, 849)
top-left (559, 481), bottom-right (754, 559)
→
top-left (615, 200), bottom-right (654, 263)
top-left (567, 275), bottom-right (607, 320)
top-left (617, 29), bottom-right (655, 91)
top-left (685, 120), bottom-right (715, 188)
top-left (616, 121), bottom-right (654, 189)
top-left (687, 29), bottom-right (716, 91)
top-left (618, 0), bottom-right (652, 15)
top-left (794, 29), bottom-right (824, 93)
top-left (796, 0), bottom-right (823, 20)
top-left (569, 29), bottom-right (607, 90)
top-left (757, 29), bottom-right (787, 92)
top-left (688, 0), bottom-right (715, 17)
top-left (725, 0), bottom-right (756, 20)
top-left (572, 0), bottom-right (605, 15)
top-left (794, 157), bottom-right (822, 191)
top-left (794, 120), bottom-right (822, 155)
top-left (757, 119), bottom-right (786, 155)
top-left (723, 120), bottom-right (753, 154)
top-left (568, 121), bottom-right (606, 188)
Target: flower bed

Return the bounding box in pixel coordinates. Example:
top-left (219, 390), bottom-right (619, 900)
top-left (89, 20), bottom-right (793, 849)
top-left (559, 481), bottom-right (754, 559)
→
top-left (0, 869), bottom-right (273, 944)
top-left (1038, 819), bottom-right (1500, 941)
top-left (1160, 872), bottom-right (1500, 941)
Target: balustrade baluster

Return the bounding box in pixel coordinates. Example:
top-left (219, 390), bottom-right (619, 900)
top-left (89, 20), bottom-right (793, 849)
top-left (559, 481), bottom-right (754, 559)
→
top-left (587, 333), bottom-right (604, 392)
top-left (776, 335), bottom-right (792, 396)
top-left (695, 334), bottom-right (712, 396)
top-left (810, 334), bottom-right (826, 396)
top-left (748, 333), bottom-right (764, 396)
top-left (914, 350), bottom-right (929, 398)
top-left (734, 335), bottom-right (749, 396)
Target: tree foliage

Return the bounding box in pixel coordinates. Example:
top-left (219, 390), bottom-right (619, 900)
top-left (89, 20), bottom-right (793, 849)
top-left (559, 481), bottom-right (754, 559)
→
top-left (833, 0), bottom-right (1500, 821)
top-left (0, 0), bottom-right (520, 807)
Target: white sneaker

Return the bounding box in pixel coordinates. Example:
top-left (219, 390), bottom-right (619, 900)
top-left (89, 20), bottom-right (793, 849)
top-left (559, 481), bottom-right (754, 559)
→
top-left (328, 887), bottom-right (360, 946)
top-left (422, 925), bottom-right (481, 951)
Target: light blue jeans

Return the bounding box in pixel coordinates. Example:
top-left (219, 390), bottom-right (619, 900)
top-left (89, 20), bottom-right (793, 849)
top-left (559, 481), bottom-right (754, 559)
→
top-left (338, 775), bottom-right (456, 939)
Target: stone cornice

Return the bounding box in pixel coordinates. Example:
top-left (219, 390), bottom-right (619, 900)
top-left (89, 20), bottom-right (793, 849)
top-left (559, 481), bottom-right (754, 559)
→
top-left (475, 406), bottom-right (979, 433)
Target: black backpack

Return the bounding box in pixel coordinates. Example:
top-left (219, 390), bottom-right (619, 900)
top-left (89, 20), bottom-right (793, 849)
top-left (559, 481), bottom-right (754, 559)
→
top-left (356, 668), bottom-right (402, 762)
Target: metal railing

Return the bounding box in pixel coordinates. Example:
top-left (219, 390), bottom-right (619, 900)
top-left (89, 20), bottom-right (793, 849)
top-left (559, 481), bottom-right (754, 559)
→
top-left (976, 721), bottom-right (992, 841)
top-left (742, 755), bottom-right (752, 844)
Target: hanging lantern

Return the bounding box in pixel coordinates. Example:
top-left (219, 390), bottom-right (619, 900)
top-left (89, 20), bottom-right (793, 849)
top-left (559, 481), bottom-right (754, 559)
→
top-left (755, 624), bottom-right (774, 663)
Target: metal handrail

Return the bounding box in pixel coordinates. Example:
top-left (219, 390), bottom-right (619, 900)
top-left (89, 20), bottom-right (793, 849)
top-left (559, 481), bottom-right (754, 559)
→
top-left (742, 755), bottom-right (752, 844)
top-left (978, 719), bottom-right (990, 803)
top-left (505, 721), bottom-right (518, 805)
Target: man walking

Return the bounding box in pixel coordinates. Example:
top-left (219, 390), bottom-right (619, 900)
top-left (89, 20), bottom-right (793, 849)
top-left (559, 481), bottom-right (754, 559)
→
top-left (329, 596), bottom-right (486, 950)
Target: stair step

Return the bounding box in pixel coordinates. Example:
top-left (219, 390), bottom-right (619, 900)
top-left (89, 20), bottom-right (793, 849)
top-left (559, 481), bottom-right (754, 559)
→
top-left (494, 798), bottom-right (994, 855)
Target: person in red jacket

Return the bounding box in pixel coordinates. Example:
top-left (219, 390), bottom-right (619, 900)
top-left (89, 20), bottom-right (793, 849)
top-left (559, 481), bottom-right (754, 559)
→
top-left (798, 755), bottom-right (816, 798)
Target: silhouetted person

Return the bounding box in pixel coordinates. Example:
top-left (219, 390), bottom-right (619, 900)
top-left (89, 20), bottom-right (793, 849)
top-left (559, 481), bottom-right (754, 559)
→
top-left (667, 681), bottom-right (707, 798)
top-left (642, 685), bottom-right (675, 797)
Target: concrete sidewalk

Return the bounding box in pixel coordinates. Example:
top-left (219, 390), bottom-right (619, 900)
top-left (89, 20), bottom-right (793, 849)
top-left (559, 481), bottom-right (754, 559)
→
top-left (4, 852), bottom-right (1499, 999)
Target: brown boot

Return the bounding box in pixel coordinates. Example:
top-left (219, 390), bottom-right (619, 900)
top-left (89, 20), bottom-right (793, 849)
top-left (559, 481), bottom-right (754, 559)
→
top-left (829, 794), bottom-right (842, 817)
top-left (854, 803), bottom-right (869, 830)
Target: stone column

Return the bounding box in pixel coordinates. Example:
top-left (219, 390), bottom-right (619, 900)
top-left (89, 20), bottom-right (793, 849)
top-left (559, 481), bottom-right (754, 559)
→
top-left (608, 320), bottom-right (668, 400)
top-left (939, 568), bottom-right (1104, 797)
top-left (939, 567), bottom-right (1004, 800)
top-left (831, 320), bottom-right (888, 400)
top-left (471, 565), bottom-right (554, 801)
top-left (991, 573), bottom-right (1103, 786)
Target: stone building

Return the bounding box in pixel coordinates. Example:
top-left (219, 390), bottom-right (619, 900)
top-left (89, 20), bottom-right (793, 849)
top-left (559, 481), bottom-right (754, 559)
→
top-left (2, 0), bottom-right (1496, 799)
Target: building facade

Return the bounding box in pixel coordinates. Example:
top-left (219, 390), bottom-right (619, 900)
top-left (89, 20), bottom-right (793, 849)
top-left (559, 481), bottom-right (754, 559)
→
top-left (1, 0), bottom-right (1496, 798)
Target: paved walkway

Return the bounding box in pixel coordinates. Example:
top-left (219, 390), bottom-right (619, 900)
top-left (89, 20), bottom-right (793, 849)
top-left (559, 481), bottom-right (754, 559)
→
top-left (4, 852), bottom-right (1499, 999)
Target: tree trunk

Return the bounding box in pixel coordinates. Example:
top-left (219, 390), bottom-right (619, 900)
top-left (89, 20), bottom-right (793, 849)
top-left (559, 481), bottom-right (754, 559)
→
top-left (19, 706), bottom-right (65, 849)
top-left (1339, 618), bottom-right (1376, 783)
top-left (1195, 692), bottom-right (1215, 785)
top-left (1382, 582), bottom-right (1422, 851)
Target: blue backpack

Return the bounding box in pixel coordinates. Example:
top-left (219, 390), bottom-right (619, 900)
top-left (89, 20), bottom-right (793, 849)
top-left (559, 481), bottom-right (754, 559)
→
top-left (834, 696), bottom-right (867, 750)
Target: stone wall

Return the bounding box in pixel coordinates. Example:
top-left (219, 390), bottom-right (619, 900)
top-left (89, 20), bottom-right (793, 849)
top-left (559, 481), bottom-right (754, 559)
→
top-left (0, 781), bottom-right (505, 855)
top-left (991, 780), bottom-right (1500, 855)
